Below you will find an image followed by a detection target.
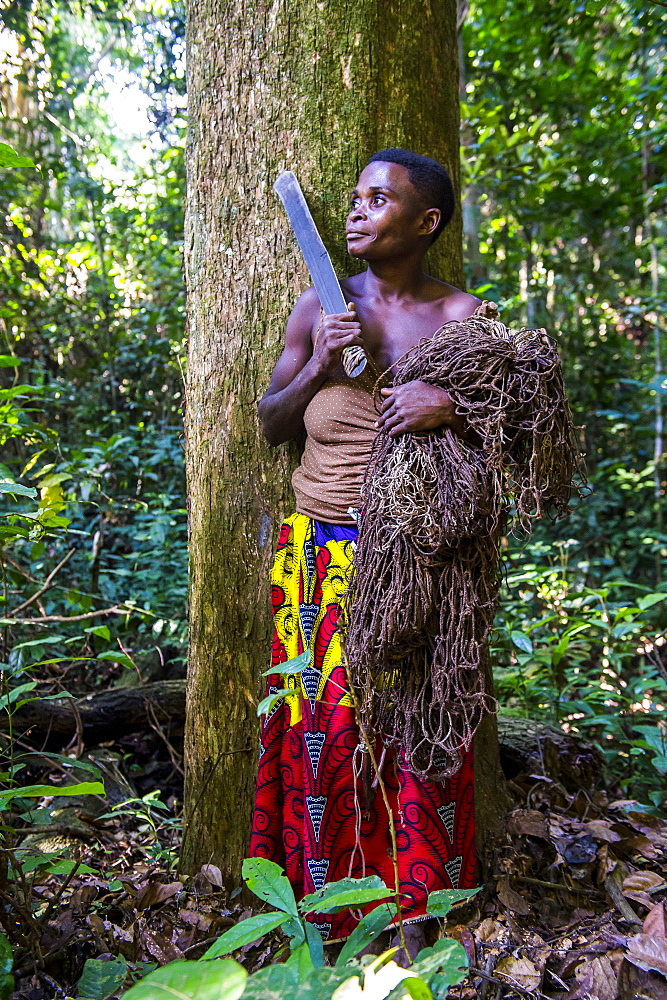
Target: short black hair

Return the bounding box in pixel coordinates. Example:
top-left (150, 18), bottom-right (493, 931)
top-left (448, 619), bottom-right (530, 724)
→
top-left (367, 148), bottom-right (455, 242)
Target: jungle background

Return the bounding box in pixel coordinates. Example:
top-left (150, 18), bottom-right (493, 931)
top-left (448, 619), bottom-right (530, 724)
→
top-left (0, 0), bottom-right (666, 998)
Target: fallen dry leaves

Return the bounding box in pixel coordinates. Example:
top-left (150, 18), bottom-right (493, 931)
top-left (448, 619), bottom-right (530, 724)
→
top-left (6, 731), bottom-right (667, 1000)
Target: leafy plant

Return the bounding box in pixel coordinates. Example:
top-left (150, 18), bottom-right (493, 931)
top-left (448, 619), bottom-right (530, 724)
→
top-left (120, 857), bottom-right (474, 1000)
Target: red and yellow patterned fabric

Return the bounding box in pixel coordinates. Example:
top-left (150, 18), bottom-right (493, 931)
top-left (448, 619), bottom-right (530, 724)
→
top-left (249, 512), bottom-right (476, 941)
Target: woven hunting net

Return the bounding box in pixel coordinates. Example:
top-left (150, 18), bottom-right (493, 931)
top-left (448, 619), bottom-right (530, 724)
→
top-left (343, 312), bottom-right (583, 780)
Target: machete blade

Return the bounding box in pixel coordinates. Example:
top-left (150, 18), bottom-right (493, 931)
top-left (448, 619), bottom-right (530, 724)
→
top-left (274, 171), bottom-right (366, 377)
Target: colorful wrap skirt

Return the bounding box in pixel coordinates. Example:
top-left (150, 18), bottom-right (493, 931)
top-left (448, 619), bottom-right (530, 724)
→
top-left (249, 512), bottom-right (476, 941)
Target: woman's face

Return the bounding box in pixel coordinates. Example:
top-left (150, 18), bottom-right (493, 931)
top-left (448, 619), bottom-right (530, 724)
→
top-left (345, 161), bottom-right (439, 260)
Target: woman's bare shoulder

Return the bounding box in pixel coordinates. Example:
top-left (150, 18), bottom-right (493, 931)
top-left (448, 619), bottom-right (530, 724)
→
top-left (425, 278), bottom-right (482, 321)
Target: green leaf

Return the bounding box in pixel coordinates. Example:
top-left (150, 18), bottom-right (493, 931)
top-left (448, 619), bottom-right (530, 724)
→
top-left (96, 651), bottom-right (135, 670)
top-left (0, 933), bottom-right (13, 1000)
top-left (77, 955), bottom-right (127, 1000)
top-left (262, 650), bottom-right (310, 675)
top-left (300, 876), bottom-right (392, 914)
top-left (0, 780), bottom-right (105, 807)
top-left (242, 856), bottom-right (298, 915)
top-left (37, 473), bottom-right (71, 487)
top-left (0, 681), bottom-right (38, 709)
top-left (425, 888), bottom-right (480, 918)
top-left (0, 357), bottom-right (20, 367)
top-left (412, 939), bottom-right (468, 990)
top-left (336, 901), bottom-right (397, 965)
top-left (293, 968), bottom-right (361, 999)
top-left (304, 920), bottom-right (325, 968)
top-left (201, 911), bottom-right (287, 958)
top-left (281, 915), bottom-right (305, 949)
top-left (391, 979), bottom-right (433, 1000)
top-left (84, 625), bottom-right (111, 640)
top-left (120, 960), bottom-right (246, 1000)
top-left (284, 939), bottom-right (314, 979)
top-left (17, 752), bottom-right (102, 778)
top-left (638, 593), bottom-right (666, 610)
top-left (510, 630), bottom-right (533, 654)
top-left (0, 142), bottom-right (36, 169)
top-left (240, 965), bottom-right (299, 1000)
top-left (0, 482), bottom-right (37, 499)
top-left (18, 853), bottom-right (96, 876)
top-left (257, 688), bottom-right (292, 716)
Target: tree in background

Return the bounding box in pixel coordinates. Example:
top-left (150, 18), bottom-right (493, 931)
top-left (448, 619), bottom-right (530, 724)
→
top-left (461, 0), bottom-right (666, 582)
top-left (181, 0), bottom-right (509, 880)
top-left (460, 0), bottom-right (667, 800)
top-left (0, 1), bottom-right (189, 706)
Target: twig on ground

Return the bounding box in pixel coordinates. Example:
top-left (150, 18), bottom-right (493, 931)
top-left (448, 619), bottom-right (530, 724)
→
top-left (512, 875), bottom-right (600, 897)
top-left (469, 964), bottom-right (551, 1000)
top-left (604, 875), bottom-right (642, 926)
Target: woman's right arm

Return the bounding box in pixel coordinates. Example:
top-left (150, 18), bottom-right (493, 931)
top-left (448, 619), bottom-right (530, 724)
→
top-left (258, 288), bottom-right (363, 447)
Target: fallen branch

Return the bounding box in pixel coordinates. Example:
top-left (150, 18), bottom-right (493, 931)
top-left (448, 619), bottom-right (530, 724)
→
top-left (3, 680), bottom-right (187, 739)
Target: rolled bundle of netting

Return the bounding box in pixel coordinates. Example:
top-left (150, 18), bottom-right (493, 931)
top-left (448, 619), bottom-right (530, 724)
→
top-left (343, 312), bottom-right (583, 779)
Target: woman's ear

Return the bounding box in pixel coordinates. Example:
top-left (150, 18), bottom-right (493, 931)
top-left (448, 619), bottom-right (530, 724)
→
top-left (419, 207), bottom-right (441, 238)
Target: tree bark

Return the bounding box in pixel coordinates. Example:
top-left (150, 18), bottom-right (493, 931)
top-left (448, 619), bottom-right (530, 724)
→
top-left (182, 0), bottom-right (504, 882)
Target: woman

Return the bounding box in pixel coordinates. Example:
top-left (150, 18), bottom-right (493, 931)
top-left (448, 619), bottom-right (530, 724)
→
top-left (250, 148), bottom-right (491, 948)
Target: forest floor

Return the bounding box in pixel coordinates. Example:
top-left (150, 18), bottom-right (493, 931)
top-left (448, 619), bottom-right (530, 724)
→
top-left (6, 725), bottom-right (667, 1000)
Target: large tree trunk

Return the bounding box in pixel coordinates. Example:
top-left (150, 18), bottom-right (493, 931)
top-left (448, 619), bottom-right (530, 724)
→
top-left (182, 0), bottom-right (504, 881)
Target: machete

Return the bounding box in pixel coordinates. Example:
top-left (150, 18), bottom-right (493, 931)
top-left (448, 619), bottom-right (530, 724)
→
top-left (274, 171), bottom-right (367, 378)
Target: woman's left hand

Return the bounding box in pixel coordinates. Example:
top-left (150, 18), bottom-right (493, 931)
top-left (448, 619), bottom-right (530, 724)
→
top-left (377, 380), bottom-right (461, 437)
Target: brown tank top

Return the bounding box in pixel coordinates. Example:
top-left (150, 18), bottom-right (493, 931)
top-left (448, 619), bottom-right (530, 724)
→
top-left (292, 364), bottom-right (378, 524)
top-left (291, 301), bottom-right (498, 524)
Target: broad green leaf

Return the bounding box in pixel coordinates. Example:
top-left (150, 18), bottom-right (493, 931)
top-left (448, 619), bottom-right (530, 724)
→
top-left (257, 688), bottom-right (293, 716)
top-left (425, 888), bottom-right (480, 918)
top-left (35, 472), bottom-right (71, 487)
top-left (0, 681), bottom-right (38, 709)
top-left (0, 142), bottom-right (36, 169)
top-left (96, 650), bottom-right (136, 670)
top-left (240, 965), bottom-right (299, 1000)
top-left (77, 955), bottom-right (127, 1000)
top-left (638, 593), bottom-right (666, 610)
top-left (242, 856), bottom-right (298, 915)
top-left (412, 938), bottom-right (468, 988)
top-left (293, 968), bottom-right (361, 999)
top-left (121, 960), bottom-right (246, 1000)
top-left (262, 650), bottom-right (310, 676)
top-left (0, 781), bottom-right (105, 807)
top-left (300, 876), bottom-right (392, 914)
top-left (284, 939), bottom-right (314, 978)
top-left (84, 625), bottom-right (111, 640)
top-left (611, 623), bottom-right (638, 639)
top-left (0, 357), bottom-right (20, 367)
top-left (201, 911), bottom-right (287, 958)
top-left (336, 902), bottom-right (397, 965)
top-left (0, 384), bottom-right (41, 400)
top-left (0, 933), bottom-right (13, 1000)
top-left (18, 852), bottom-right (96, 875)
top-left (510, 631), bottom-right (533, 654)
top-left (0, 482), bottom-right (37, 499)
